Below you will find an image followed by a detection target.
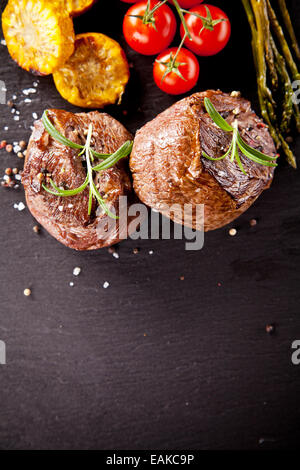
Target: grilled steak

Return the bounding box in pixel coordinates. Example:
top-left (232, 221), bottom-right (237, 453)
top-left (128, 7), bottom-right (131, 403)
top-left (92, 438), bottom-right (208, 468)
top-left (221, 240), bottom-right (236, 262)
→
top-left (22, 109), bottom-right (135, 250)
top-left (130, 90), bottom-right (277, 231)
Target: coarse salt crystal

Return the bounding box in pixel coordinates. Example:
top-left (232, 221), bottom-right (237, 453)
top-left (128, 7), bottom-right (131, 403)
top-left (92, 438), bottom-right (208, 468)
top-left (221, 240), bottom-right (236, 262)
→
top-left (32, 112), bottom-right (38, 119)
top-left (103, 281), bottom-right (110, 289)
top-left (113, 252), bottom-right (119, 259)
top-left (73, 267), bottom-right (81, 276)
top-left (4, 126), bottom-right (8, 131)
top-left (33, 82), bottom-right (38, 87)
top-left (15, 174), bottom-right (21, 181)
top-left (24, 98), bottom-right (31, 103)
top-left (13, 116), bottom-right (19, 121)
top-left (12, 94), bottom-right (17, 100)
top-left (58, 205), bottom-right (63, 212)
top-left (14, 202), bottom-right (25, 211)
top-left (68, 203), bottom-right (73, 208)
top-left (149, 250), bottom-right (153, 255)
top-left (22, 88), bottom-right (36, 95)
top-left (13, 145), bottom-right (21, 153)
top-left (0, 39), bottom-right (6, 46)
top-left (69, 282), bottom-right (74, 287)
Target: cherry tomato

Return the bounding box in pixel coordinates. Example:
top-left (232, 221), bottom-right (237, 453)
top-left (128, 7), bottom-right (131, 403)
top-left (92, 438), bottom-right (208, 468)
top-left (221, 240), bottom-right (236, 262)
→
top-left (180, 4), bottom-right (231, 56)
top-left (123, 0), bottom-right (177, 55)
top-left (153, 47), bottom-right (199, 95)
top-left (171, 0), bottom-right (203, 7)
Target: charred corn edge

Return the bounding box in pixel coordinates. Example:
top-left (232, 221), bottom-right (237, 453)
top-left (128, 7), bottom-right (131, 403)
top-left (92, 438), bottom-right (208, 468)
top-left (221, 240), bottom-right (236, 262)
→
top-left (53, 32), bottom-right (129, 108)
top-left (66, 0), bottom-right (95, 16)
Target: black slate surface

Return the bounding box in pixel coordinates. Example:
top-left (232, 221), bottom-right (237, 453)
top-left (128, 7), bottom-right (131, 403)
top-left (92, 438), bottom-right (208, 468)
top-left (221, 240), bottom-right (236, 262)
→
top-left (0, 0), bottom-right (300, 450)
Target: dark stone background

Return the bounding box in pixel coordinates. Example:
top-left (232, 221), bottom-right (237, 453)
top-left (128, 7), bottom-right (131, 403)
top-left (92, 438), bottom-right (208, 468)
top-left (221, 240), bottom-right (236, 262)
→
top-left (0, 0), bottom-right (299, 450)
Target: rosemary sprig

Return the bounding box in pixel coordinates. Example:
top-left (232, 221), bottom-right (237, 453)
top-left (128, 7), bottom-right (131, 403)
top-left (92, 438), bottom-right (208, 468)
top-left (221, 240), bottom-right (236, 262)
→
top-left (41, 110), bottom-right (133, 218)
top-left (202, 97), bottom-right (278, 174)
top-left (42, 110), bottom-right (111, 159)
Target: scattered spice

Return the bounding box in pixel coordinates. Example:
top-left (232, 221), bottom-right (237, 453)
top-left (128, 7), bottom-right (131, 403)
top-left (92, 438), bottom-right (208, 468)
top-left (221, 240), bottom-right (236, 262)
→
top-left (23, 288), bottom-right (31, 297)
top-left (5, 168), bottom-right (12, 176)
top-left (5, 144), bottom-right (13, 153)
top-left (33, 225), bottom-right (40, 233)
top-left (230, 90), bottom-right (241, 98)
top-left (229, 228), bottom-right (237, 236)
top-left (7, 100), bottom-right (13, 108)
top-left (249, 218), bottom-right (257, 227)
top-left (180, 276), bottom-right (185, 281)
top-left (0, 140), bottom-right (7, 148)
top-left (257, 122), bottom-right (267, 129)
top-left (19, 140), bottom-right (27, 149)
top-left (12, 168), bottom-right (18, 175)
top-left (37, 172), bottom-right (44, 183)
top-left (17, 152), bottom-right (24, 159)
top-left (108, 246), bottom-right (116, 254)
top-left (265, 324), bottom-right (275, 334)
top-left (133, 247), bottom-right (140, 254)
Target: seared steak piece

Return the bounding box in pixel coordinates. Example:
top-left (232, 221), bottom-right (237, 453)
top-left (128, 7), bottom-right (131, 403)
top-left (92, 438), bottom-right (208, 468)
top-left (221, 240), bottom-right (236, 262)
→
top-left (130, 90), bottom-right (277, 231)
top-left (23, 109), bottom-right (134, 250)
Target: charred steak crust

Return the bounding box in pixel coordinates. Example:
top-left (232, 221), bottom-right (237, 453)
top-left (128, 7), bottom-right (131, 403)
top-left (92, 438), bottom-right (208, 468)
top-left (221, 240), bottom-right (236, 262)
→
top-left (22, 109), bottom-right (134, 250)
top-left (130, 90), bottom-right (276, 231)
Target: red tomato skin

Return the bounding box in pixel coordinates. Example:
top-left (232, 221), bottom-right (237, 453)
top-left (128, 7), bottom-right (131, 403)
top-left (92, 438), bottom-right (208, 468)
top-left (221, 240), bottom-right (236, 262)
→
top-left (180, 4), bottom-right (231, 56)
top-left (153, 47), bottom-right (199, 95)
top-left (171, 0), bottom-right (203, 7)
top-left (121, 1), bottom-right (138, 3)
top-left (123, 0), bottom-right (177, 56)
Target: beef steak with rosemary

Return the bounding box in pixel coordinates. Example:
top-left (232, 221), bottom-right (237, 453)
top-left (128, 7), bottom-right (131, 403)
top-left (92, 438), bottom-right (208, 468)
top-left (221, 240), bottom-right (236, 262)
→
top-left (22, 109), bottom-right (134, 250)
top-left (130, 90), bottom-right (277, 231)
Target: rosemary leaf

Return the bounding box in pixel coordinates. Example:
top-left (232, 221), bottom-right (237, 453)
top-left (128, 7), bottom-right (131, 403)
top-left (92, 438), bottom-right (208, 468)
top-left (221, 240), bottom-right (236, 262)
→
top-left (42, 111), bottom-right (83, 150)
top-left (204, 97), bottom-right (233, 132)
top-left (236, 134), bottom-right (278, 162)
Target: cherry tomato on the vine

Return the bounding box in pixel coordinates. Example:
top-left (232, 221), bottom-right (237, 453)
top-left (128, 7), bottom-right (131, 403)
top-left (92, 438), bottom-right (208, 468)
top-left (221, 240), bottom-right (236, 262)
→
top-left (153, 47), bottom-right (199, 95)
top-left (180, 4), bottom-right (231, 56)
top-left (171, 0), bottom-right (203, 8)
top-left (123, 0), bottom-right (177, 56)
